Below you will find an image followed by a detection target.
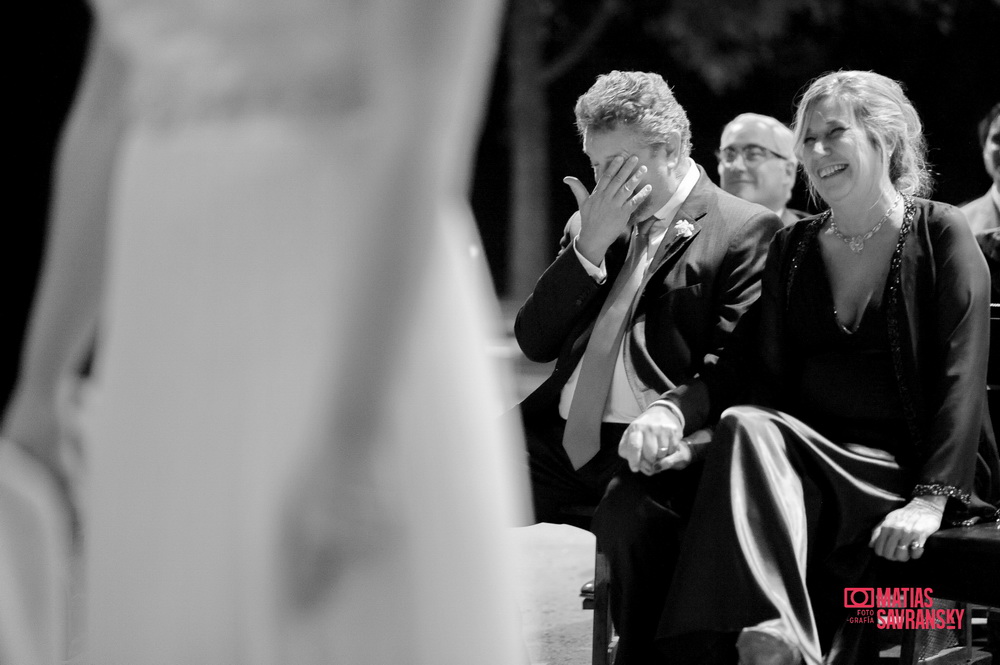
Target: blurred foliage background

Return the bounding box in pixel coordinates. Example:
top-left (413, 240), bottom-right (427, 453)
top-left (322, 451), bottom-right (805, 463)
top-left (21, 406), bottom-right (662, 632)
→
top-left (8, 0), bottom-right (1000, 409)
top-left (475, 0), bottom-right (1000, 299)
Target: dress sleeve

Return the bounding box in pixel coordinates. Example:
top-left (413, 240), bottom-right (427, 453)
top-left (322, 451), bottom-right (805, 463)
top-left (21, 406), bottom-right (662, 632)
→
top-left (910, 205), bottom-right (992, 506)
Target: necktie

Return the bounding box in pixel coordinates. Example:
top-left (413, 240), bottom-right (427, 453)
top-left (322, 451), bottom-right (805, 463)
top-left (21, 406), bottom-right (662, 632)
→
top-left (562, 225), bottom-right (652, 469)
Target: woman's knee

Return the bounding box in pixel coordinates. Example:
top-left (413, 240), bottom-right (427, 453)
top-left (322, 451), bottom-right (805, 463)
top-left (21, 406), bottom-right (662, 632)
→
top-left (718, 405), bottom-right (772, 430)
top-left (716, 406), bottom-right (784, 449)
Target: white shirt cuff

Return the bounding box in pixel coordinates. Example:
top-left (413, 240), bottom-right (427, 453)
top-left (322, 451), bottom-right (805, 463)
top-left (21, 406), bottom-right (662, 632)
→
top-left (572, 237), bottom-right (607, 284)
top-left (649, 399), bottom-right (686, 432)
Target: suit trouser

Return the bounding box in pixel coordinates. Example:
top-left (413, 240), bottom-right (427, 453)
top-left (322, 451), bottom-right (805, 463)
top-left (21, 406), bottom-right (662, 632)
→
top-left (591, 460), bottom-right (704, 665)
top-left (516, 407), bottom-right (702, 663)
top-left (515, 408), bottom-right (628, 524)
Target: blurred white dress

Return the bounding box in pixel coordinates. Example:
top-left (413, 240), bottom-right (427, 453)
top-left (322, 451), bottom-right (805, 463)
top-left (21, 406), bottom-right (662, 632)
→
top-left (65, 0), bottom-right (528, 662)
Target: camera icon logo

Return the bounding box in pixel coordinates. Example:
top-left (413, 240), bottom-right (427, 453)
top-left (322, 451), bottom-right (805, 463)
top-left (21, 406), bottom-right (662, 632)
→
top-left (844, 587), bottom-right (874, 608)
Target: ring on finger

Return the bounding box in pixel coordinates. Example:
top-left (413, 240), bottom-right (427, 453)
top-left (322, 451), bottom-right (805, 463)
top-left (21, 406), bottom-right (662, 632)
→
top-left (908, 542), bottom-right (923, 550)
top-left (895, 544), bottom-right (909, 550)
top-left (623, 183), bottom-right (632, 192)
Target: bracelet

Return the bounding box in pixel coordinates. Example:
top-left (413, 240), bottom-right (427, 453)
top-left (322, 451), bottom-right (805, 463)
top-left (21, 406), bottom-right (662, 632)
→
top-left (911, 483), bottom-right (970, 504)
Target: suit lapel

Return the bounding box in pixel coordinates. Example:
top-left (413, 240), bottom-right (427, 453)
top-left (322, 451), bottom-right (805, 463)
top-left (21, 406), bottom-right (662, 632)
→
top-left (623, 165), bottom-right (716, 405)
top-left (643, 165), bottom-right (712, 282)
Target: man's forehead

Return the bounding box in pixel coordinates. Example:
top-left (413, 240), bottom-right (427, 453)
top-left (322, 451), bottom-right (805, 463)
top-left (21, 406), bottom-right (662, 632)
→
top-left (720, 114), bottom-right (794, 158)
top-left (720, 119), bottom-right (771, 147)
top-left (583, 126), bottom-right (643, 159)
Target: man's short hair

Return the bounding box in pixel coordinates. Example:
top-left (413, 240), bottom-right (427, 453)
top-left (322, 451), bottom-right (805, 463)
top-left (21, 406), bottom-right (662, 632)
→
top-left (574, 71), bottom-right (692, 157)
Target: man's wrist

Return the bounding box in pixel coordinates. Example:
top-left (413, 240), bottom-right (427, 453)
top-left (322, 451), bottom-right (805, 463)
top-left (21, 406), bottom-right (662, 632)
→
top-left (575, 233), bottom-right (610, 267)
top-left (572, 237), bottom-right (607, 283)
top-left (649, 399), bottom-right (685, 431)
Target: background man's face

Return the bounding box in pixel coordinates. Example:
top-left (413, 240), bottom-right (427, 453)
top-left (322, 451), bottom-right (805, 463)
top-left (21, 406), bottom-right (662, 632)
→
top-left (717, 120), bottom-right (795, 213)
top-left (983, 116), bottom-right (1000, 187)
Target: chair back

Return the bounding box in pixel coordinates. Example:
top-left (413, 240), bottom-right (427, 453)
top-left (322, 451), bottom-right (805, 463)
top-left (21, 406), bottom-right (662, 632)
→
top-left (989, 304), bottom-right (1000, 427)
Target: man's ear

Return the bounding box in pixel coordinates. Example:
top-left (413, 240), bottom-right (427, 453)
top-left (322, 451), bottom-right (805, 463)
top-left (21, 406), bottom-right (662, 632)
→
top-left (662, 131), bottom-right (683, 167)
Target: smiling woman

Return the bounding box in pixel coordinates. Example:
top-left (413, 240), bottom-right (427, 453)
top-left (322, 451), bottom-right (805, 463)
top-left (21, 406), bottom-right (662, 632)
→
top-left (612, 70), bottom-right (999, 665)
top-left (796, 73), bottom-right (932, 213)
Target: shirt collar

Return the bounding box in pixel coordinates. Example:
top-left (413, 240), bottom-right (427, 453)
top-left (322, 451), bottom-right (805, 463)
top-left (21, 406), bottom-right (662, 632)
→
top-left (643, 158), bottom-right (700, 240)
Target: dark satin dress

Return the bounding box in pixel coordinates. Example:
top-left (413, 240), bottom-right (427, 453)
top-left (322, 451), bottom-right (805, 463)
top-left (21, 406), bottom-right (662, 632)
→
top-left (659, 238), bottom-right (917, 665)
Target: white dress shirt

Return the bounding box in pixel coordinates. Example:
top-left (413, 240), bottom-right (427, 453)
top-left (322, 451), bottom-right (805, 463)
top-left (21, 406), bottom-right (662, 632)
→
top-left (558, 161), bottom-right (700, 422)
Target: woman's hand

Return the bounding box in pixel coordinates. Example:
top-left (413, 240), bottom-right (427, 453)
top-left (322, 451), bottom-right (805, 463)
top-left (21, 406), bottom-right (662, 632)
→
top-left (869, 495), bottom-right (945, 562)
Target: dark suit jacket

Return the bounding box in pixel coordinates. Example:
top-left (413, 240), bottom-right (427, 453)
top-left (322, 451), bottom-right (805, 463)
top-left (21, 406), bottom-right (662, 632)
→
top-left (781, 208), bottom-right (808, 227)
top-left (515, 164), bottom-right (782, 427)
top-left (960, 188), bottom-right (1000, 235)
top-left (976, 228), bottom-right (1000, 303)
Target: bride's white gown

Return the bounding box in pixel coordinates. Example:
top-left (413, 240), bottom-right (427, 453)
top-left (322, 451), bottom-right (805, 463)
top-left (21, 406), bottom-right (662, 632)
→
top-left (46, 0), bottom-right (528, 662)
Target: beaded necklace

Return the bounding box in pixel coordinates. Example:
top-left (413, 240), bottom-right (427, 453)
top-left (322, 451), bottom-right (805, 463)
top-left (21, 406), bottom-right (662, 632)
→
top-left (826, 192), bottom-right (902, 253)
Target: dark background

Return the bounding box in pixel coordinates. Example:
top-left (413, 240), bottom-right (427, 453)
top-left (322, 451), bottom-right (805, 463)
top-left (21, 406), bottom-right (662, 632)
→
top-left (473, 0), bottom-right (1000, 295)
top-left (7, 0), bottom-right (1000, 411)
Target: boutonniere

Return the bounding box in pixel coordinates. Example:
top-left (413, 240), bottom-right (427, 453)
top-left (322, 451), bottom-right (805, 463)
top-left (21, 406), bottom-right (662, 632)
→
top-left (674, 220), bottom-right (695, 238)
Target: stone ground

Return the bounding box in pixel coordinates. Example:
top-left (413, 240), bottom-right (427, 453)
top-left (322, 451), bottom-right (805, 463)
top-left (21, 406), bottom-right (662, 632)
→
top-left (512, 523), bottom-right (596, 665)
top-left (498, 300), bottom-right (598, 665)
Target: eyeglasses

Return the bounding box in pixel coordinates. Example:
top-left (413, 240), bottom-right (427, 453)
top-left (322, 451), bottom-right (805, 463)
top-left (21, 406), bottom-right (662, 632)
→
top-left (715, 144), bottom-right (787, 165)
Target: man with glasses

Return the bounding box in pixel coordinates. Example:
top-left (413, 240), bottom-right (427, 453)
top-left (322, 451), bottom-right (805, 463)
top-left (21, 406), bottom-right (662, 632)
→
top-left (717, 113), bottom-right (805, 225)
top-left (961, 102), bottom-right (999, 235)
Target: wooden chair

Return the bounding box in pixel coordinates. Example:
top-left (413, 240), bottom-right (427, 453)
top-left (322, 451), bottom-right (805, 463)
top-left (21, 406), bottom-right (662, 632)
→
top-left (582, 547), bottom-right (615, 665)
top-left (879, 522), bottom-right (1000, 664)
top-left (559, 505), bottom-right (615, 665)
top-left (988, 303), bottom-right (1000, 431)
